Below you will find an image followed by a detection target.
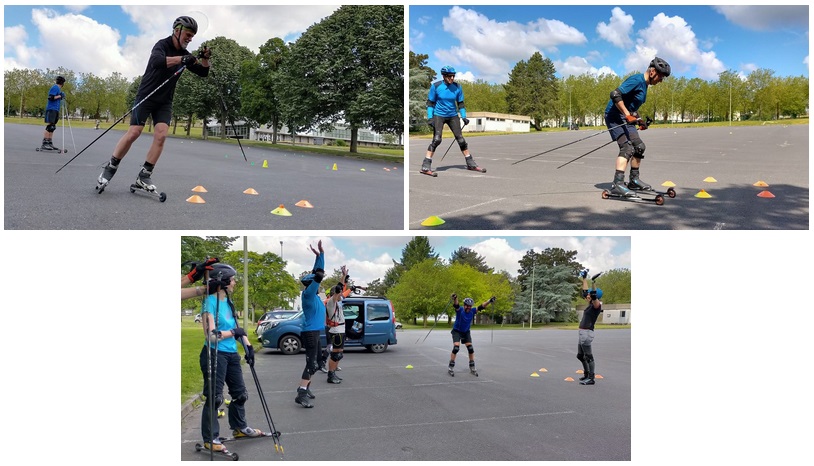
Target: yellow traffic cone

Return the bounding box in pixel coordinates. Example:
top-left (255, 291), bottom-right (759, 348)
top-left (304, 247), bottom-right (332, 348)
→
top-left (271, 204), bottom-right (292, 216)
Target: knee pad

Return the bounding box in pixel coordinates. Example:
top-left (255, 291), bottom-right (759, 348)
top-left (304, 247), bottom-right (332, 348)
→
top-left (617, 141), bottom-right (634, 161)
top-left (577, 353), bottom-right (585, 362)
top-left (467, 345), bottom-right (474, 354)
top-left (632, 140), bottom-right (645, 159)
top-left (46, 124), bottom-right (56, 133)
top-left (456, 137), bottom-right (468, 151)
top-left (232, 391), bottom-right (249, 406)
top-left (452, 345), bottom-right (460, 354)
top-left (584, 353), bottom-right (594, 363)
top-left (330, 351), bottom-right (343, 362)
top-left (428, 135), bottom-right (443, 152)
top-left (205, 394), bottom-right (224, 408)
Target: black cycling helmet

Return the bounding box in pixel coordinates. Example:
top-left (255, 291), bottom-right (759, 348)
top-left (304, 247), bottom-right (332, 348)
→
top-left (649, 57), bottom-right (671, 77)
top-left (55, 76), bottom-right (65, 85)
top-left (173, 16), bottom-right (198, 33)
top-left (209, 263), bottom-right (236, 288)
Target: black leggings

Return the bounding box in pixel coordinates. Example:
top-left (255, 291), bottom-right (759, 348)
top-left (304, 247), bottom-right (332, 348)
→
top-left (301, 330), bottom-right (321, 380)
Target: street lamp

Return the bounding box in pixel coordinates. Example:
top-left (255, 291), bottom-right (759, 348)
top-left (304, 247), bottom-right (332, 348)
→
top-left (529, 261), bottom-right (535, 329)
top-left (280, 241), bottom-right (283, 260)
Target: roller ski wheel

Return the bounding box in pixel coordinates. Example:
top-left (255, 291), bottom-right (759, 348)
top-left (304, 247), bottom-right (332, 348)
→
top-left (195, 442), bottom-right (239, 461)
top-left (420, 169), bottom-right (438, 177)
top-left (95, 180), bottom-right (108, 194)
top-left (129, 183), bottom-right (167, 202)
top-left (448, 367), bottom-right (455, 377)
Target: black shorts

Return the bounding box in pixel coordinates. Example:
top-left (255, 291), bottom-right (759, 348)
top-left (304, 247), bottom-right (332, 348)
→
top-left (130, 98), bottom-right (172, 126)
top-left (451, 329), bottom-right (472, 344)
top-left (328, 332), bottom-right (345, 349)
top-left (44, 110), bottom-right (60, 125)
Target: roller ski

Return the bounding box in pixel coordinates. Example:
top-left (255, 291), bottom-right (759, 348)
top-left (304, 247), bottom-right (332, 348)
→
top-left (218, 427), bottom-right (278, 443)
top-left (602, 181), bottom-right (666, 205)
top-left (95, 161), bottom-right (118, 194)
top-left (465, 155), bottom-right (486, 173)
top-left (35, 139), bottom-right (66, 153)
top-left (129, 168), bottom-right (167, 202)
top-left (194, 441), bottom-right (239, 461)
top-left (448, 366), bottom-right (455, 377)
top-left (420, 158), bottom-right (438, 177)
top-left (469, 362), bottom-right (478, 377)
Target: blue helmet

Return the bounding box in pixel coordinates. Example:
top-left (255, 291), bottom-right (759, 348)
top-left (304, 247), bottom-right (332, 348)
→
top-left (594, 288), bottom-right (604, 299)
top-left (440, 65), bottom-right (456, 76)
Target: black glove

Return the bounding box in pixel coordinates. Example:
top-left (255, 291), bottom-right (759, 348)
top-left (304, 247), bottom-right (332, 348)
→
top-left (579, 269), bottom-right (588, 279)
top-left (462, 118), bottom-right (470, 126)
top-left (489, 296), bottom-right (496, 304)
top-left (197, 46), bottom-right (211, 60)
top-left (232, 327), bottom-right (248, 340)
top-left (186, 257), bottom-right (220, 283)
top-left (427, 119), bottom-right (434, 130)
top-left (181, 54), bottom-right (197, 66)
top-left (451, 293), bottom-right (457, 300)
top-left (244, 345), bottom-right (255, 367)
top-left (589, 290), bottom-right (597, 300)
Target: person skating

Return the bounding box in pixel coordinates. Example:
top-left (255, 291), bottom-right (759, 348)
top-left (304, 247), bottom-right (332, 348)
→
top-left (576, 270), bottom-right (603, 385)
top-left (97, 16), bottom-right (210, 193)
top-left (604, 57), bottom-right (670, 197)
top-left (40, 76), bottom-right (66, 152)
top-left (199, 263), bottom-right (265, 452)
top-left (448, 293), bottom-right (495, 376)
top-left (421, 66), bottom-right (484, 176)
top-left (294, 240), bottom-right (327, 408)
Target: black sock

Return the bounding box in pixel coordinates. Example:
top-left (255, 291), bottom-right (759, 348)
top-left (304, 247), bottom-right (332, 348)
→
top-left (110, 156), bottom-right (121, 167)
top-left (142, 161), bottom-right (155, 172)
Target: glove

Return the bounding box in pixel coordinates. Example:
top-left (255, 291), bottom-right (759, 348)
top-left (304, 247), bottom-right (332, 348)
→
top-left (244, 345), bottom-right (255, 367)
top-left (60, 92), bottom-right (66, 100)
top-left (579, 269), bottom-right (588, 279)
top-left (181, 54), bottom-right (197, 66)
top-left (462, 118), bottom-right (470, 126)
top-left (591, 272), bottom-right (603, 281)
top-left (427, 119), bottom-right (434, 130)
top-left (197, 46), bottom-right (211, 60)
top-left (451, 293), bottom-right (457, 300)
top-left (489, 296), bottom-right (496, 304)
top-left (186, 257), bottom-right (220, 283)
top-left (232, 327), bottom-right (248, 340)
top-left (625, 114), bottom-right (641, 124)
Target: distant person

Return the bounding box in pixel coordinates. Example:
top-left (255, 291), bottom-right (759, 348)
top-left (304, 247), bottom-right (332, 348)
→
top-left (97, 15), bottom-right (210, 194)
top-left (576, 270), bottom-right (603, 385)
top-left (40, 76), bottom-right (66, 152)
top-left (448, 293), bottom-right (496, 377)
top-left (294, 240), bottom-right (327, 408)
top-left (604, 57), bottom-right (670, 197)
top-left (324, 266), bottom-right (348, 384)
top-left (199, 263), bottom-right (265, 453)
top-left (421, 65), bottom-right (485, 176)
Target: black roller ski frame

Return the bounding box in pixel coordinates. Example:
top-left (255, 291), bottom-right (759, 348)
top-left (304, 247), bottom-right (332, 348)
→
top-left (602, 189), bottom-right (665, 205)
top-left (129, 183), bottom-right (167, 202)
top-left (467, 166), bottom-right (486, 173)
top-left (36, 147), bottom-right (66, 154)
top-left (634, 186), bottom-right (676, 199)
top-left (218, 431), bottom-right (279, 443)
top-left (194, 442), bottom-right (239, 461)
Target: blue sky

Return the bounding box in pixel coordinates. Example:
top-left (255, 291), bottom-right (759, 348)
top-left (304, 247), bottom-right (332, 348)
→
top-left (4, 5), bottom-right (339, 78)
top-left (233, 236), bottom-right (631, 286)
top-left (410, 5), bottom-right (809, 84)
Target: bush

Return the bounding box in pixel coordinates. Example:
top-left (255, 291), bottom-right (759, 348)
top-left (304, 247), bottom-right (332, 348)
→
top-left (335, 139), bottom-right (347, 147)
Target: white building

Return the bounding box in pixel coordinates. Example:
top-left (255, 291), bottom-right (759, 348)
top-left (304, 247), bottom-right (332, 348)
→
top-left (462, 112), bottom-right (531, 133)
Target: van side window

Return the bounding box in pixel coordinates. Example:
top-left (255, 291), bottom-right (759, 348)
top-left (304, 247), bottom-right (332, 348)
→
top-left (367, 303), bottom-right (390, 321)
top-left (343, 304), bottom-right (361, 319)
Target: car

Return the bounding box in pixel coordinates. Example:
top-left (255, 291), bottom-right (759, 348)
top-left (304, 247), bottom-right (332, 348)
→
top-left (254, 310), bottom-right (298, 338)
top-left (261, 296), bottom-right (398, 355)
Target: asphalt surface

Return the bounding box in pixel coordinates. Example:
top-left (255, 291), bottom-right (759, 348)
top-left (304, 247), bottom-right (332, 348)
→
top-left (4, 123), bottom-right (404, 229)
top-left (181, 328), bottom-right (631, 461)
top-left (409, 124), bottom-right (808, 230)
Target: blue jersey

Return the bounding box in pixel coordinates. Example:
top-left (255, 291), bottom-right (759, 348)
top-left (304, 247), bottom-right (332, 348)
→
top-left (427, 80), bottom-right (465, 119)
top-left (452, 305), bottom-right (481, 333)
top-left (202, 294), bottom-right (238, 353)
top-left (605, 73), bottom-right (648, 117)
top-left (301, 253), bottom-right (326, 332)
top-left (46, 85), bottom-right (62, 112)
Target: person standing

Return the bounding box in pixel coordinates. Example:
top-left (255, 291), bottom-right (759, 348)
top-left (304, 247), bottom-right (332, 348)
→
top-left (182, 257), bottom-right (220, 300)
top-left (604, 57), bottom-right (670, 197)
top-left (40, 76), bottom-right (66, 152)
top-left (576, 270), bottom-right (603, 385)
top-left (448, 293), bottom-right (495, 376)
top-left (325, 267), bottom-right (348, 384)
top-left (97, 15), bottom-right (210, 194)
top-left (199, 263), bottom-right (264, 452)
top-left (295, 240), bottom-right (327, 408)
top-left (421, 65), bottom-right (485, 176)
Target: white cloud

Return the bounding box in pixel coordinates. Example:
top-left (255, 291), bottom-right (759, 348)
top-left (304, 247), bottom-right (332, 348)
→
top-left (713, 5), bottom-right (808, 31)
top-left (596, 7), bottom-right (634, 49)
top-left (624, 13), bottom-right (725, 80)
top-left (437, 6), bottom-right (586, 84)
top-left (556, 56), bottom-right (617, 78)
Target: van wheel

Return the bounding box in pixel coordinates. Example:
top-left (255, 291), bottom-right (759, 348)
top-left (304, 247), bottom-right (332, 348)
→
top-left (279, 335), bottom-right (302, 355)
top-left (367, 343), bottom-right (388, 353)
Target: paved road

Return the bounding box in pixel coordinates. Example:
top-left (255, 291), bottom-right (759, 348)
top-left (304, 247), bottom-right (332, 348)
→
top-left (181, 328), bottom-right (631, 461)
top-left (409, 124), bottom-right (808, 230)
top-left (4, 123), bottom-right (404, 229)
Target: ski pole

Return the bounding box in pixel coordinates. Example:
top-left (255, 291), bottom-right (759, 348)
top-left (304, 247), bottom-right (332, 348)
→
top-left (511, 121), bottom-right (628, 166)
top-left (201, 267), bottom-right (215, 461)
top-left (439, 118), bottom-right (468, 163)
top-left (555, 139), bottom-right (615, 169)
top-left (55, 65), bottom-right (187, 174)
top-left (237, 337), bottom-right (284, 458)
top-left (63, 98), bottom-right (78, 154)
top-left (417, 296), bottom-right (454, 343)
top-left (209, 64), bottom-right (248, 162)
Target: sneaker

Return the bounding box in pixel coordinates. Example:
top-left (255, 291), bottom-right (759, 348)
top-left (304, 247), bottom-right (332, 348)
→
top-left (327, 371), bottom-right (342, 384)
top-left (295, 388), bottom-right (313, 408)
top-left (233, 427), bottom-right (263, 438)
top-left (318, 365), bottom-right (328, 374)
top-left (203, 440), bottom-right (225, 452)
top-left (306, 387), bottom-right (316, 399)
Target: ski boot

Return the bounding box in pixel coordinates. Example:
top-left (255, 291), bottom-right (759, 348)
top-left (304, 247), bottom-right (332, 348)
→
top-left (448, 361), bottom-right (455, 377)
top-left (318, 364), bottom-right (328, 374)
top-left (579, 372), bottom-right (595, 385)
top-left (305, 386), bottom-right (316, 399)
top-left (627, 174), bottom-right (652, 191)
top-left (96, 161), bottom-right (119, 194)
top-left (195, 440), bottom-right (239, 460)
top-left (420, 157), bottom-right (437, 177)
top-left (469, 361), bottom-right (479, 377)
top-left (232, 426), bottom-right (264, 439)
top-left (578, 371), bottom-right (590, 381)
top-left (295, 388), bottom-right (313, 408)
top-left (130, 167), bottom-right (167, 202)
top-left (609, 181), bottom-right (636, 198)
top-left (327, 371), bottom-right (342, 384)
top-left (465, 155), bottom-right (486, 173)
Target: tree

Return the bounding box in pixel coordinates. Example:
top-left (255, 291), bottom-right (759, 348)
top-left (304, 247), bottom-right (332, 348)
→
top-left (240, 38), bottom-right (289, 142)
top-left (459, 79), bottom-right (509, 114)
top-left (512, 264), bottom-right (573, 324)
top-left (449, 246), bottom-right (492, 273)
top-left (220, 250), bottom-right (300, 319)
top-left (588, 268), bottom-right (630, 305)
top-left (180, 236), bottom-right (238, 270)
top-left (409, 66), bottom-right (434, 131)
top-left (505, 52), bottom-right (559, 130)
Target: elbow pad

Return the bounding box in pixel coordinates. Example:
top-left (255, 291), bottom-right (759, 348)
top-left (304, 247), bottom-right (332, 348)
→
top-left (48, 95), bottom-right (56, 101)
top-left (313, 268), bottom-right (325, 283)
top-left (610, 89), bottom-right (623, 104)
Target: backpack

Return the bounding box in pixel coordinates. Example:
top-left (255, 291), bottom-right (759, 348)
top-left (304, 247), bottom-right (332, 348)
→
top-left (325, 299), bottom-right (342, 327)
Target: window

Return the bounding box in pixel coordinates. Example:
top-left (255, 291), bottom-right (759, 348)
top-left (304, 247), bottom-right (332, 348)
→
top-left (367, 303), bottom-right (391, 321)
top-left (342, 304), bottom-right (361, 320)
top-left (620, 311), bottom-right (626, 317)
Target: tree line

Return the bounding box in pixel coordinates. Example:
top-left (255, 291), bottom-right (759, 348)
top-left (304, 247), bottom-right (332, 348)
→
top-left (181, 236), bottom-right (631, 326)
top-left (4, 6), bottom-right (403, 154)
top-left (409, 51), bottom-right (809, 131)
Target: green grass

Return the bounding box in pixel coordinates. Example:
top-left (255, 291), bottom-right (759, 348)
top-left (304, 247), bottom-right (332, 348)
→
top-left (5, 116), bottom-right (403, 161)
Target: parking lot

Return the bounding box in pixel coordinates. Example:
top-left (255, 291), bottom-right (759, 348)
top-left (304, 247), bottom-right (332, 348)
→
top-left (181, 328), bottom-right (631, 461)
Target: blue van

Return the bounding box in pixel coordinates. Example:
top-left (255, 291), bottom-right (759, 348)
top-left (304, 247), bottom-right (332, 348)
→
top-left (260, 296), bottom-right (398, 355)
